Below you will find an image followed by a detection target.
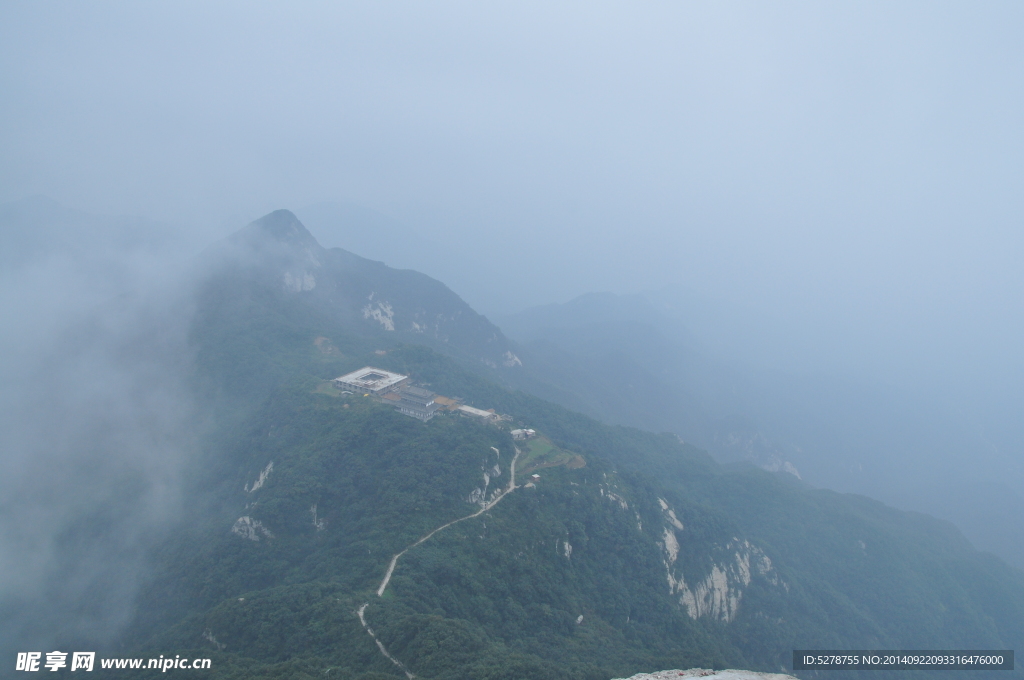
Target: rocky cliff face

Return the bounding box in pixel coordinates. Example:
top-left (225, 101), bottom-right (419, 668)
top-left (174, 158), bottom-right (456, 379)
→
top-left (657, 498), bottom-right (785, 622)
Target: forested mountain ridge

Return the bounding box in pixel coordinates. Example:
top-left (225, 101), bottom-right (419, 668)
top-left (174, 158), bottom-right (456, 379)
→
top-left (498, 292), bottom-right (1024, 571)
top-left (192, 209), bottom-right (521, 402)
top-left (100, 212), bottom-right (1024, 679)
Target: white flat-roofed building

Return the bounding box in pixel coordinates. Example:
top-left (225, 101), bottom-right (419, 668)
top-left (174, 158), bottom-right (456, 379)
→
top-left (334, 366), bottom-right (409, 394)
top-left (457, 404), bottom-right (500, 423)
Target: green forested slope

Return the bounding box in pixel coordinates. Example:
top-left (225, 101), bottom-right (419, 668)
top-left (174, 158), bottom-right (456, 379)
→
top-left (100, 213), bottom-right (1024, 679)
top-left (110, 334), bottom-right (1024, 680)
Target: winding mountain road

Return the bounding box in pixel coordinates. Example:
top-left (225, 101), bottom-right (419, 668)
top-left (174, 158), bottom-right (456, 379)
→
top-left (376, 446), bottom-right (519, 596)
top-left (356, 446), bottom-right (521, 677)
top-left (357, 603), bottom-right (415, 680)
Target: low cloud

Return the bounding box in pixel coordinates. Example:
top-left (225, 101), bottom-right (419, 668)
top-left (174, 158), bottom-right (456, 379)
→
top-left (0, 212), bottom-right (201, 655)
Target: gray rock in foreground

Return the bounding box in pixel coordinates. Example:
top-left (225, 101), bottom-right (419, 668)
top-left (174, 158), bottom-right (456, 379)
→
top-left (615, 669), bottom-right (797, 680)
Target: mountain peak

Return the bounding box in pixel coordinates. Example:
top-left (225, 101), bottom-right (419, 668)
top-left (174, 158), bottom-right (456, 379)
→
top-left (244, 209), bottom-right (320, 249)
top-left (210, 209), bottom-right (325, 284)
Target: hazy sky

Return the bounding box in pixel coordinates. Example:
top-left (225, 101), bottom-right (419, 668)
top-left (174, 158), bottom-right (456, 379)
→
top-left (2, 1), bottom-right (1023, 388)
top-left (3, 4), bottom-right (1024, 638)
top-left (5, 3), bottom-right (1024, 651)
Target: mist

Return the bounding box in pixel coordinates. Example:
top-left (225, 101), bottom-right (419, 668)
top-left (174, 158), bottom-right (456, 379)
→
top-left (0, 203), bottom-right (202, 655)
top-left (3, 3), bottom-right (1022, 382)
top-left (2, 0), bottom-right (1024, 652)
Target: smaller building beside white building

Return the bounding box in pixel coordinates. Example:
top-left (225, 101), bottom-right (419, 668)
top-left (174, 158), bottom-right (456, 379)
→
top-left (391, 385), bottom-right (440, 422)
top-left (457, 404), bottom-right (501, 423)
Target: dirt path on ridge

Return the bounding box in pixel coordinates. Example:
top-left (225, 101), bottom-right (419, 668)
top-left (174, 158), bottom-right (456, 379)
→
top-left (375, 446), bottom-right (519, 596)
top-left (355, 446), bottom-right (521, 677)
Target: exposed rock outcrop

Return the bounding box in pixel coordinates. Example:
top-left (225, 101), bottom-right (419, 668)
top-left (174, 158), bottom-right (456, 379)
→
top-left (657, 498), bottom-right (785, 622)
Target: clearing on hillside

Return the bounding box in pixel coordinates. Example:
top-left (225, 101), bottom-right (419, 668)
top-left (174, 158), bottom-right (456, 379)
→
top-left (517, 435), bottom-right (585, 474)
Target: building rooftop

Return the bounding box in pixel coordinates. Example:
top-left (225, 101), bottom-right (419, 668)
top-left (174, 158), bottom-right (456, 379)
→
top-left (401, 386), bottom-right (435, 399)
top-left (433, 395), bottom-right (461, 409)
top-left (333, 366), bottom-right (409, 393)
top-left (457, 404), bottom-right (497, 419)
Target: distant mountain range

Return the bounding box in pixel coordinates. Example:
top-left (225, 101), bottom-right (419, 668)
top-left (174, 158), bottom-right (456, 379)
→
top-left (497, 292), bottom-right (1024, 571)
top-left (3, 205), bottom-right (1022, 680)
